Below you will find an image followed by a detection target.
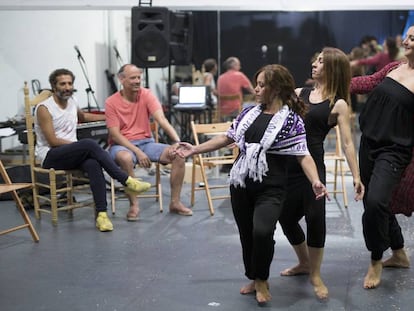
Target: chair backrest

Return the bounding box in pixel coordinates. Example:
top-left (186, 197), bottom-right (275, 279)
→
top-left (190, 121), bottom-right (238, 159)
top-left (23, 82), bottom-right (52, 170)
top-left (150, 120), bottom-right (159, 143)
top-left (23, 82), bottom-right (52, 181)
top-left (191, 121), bottom-right (232, 146)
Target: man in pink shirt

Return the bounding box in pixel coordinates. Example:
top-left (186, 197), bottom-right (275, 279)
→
top-left (105, 64), bottom-right (193, 220)
top-left (217, 57), bottom-right (255, 121)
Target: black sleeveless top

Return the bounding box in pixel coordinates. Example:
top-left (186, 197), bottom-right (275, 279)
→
top-left (288, 87), bottom-right (335, 177)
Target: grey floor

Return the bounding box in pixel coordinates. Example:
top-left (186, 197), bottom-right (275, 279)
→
top-left (1, 168), bottom-right (414, 311)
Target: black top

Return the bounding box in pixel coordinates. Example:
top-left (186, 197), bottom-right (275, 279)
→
top-left (287, 88), bottom-right (334, 177)
top-left (359, 77), bottom-right (414, 147)
top-left (243, 111), bottom-right (288, 186)
top-left (245, 112), bottom-right (273, 143)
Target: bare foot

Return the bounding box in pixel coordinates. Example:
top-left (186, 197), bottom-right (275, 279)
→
top-left (126, 206), bottom-right (140, 221)
top-left (169, 201), bottom-right (193, 216)
top-left (310, 275), bottom-right (328, 300)
top-left (240, 281), bottom-right (255, 295)
top-left (255, 280), bottom-right (271, 304)
top-left (280, 263), bottom-right (310, 276)
top-left (363, 260), bottom-right (382, 289)
top-left (383, 249), bottom-right (410, 268)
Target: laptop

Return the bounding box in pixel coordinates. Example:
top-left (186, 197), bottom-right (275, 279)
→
top-left (174, 85), bottom-right (208, 111)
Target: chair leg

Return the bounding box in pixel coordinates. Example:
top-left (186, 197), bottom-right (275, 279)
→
top-left (333, 160), bottom-right (339, 199)
top-left (155, 168), bottom-right (163, 213)
top-left (11, 190), bottom-right (40, 242)
top-left (199, 163), bottom-right (214, 216)
top-left (111, 178), bottom-right (116, 215)
top-left (32, 186), bottom-right (41, 220)
top-left (49, 172), bottom-right (58, 226)
top-left (190, 159), bottom-right (196, 207)
top-left (339, 161), bottom-right (348, 208)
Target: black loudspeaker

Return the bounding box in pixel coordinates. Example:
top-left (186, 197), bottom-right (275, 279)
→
top-left (131, 7), bottom-right (170, 68)
top-left (170, 11), bottom-right (194, 65)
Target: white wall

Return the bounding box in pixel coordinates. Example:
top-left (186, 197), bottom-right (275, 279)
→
top-left (0, 9), bottom-right (171, 151)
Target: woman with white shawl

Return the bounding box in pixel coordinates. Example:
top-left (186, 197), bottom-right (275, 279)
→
top-left (177, 64), bottom-right (328, 305)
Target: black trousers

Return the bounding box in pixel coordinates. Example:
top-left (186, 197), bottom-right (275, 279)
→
top-left (43, 138), bottom-right (129, 212)
top-left (359, 136), bottom-right (412, 260)
top-left (231, 177), bottom-right (286, 281)
top-left (279, 172), bottom-right (326, 248)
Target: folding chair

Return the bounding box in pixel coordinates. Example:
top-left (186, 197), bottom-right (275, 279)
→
top-left (0, 159), bottom-right (39, 242)
top-left (190, 121), bottom-right (237, 215)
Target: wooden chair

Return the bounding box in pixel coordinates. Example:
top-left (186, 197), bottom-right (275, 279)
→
top-left (24, 82), bottom-right (94, 226)
top-left (110, 121), bottom-right (163, 214)
top-left (190, 121), bottom-right (237, 215)
top-left (0, 159), bottom-right (39, 242)
top-left (324, 125), bottom-right (348, 208)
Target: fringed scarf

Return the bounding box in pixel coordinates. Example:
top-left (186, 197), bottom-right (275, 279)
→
top-left (229, 104), bottom-right (290, 188)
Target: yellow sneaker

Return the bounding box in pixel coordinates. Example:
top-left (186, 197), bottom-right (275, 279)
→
top-left (125, 177), bottom-right (151, 195)
top-left (96, 212), bottom-right (113, 232)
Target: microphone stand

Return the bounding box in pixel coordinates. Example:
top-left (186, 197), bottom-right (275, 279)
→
top-left (114, 46), bottom-right (124, 67)
top-left (75, 47), bottom-right (100, 112)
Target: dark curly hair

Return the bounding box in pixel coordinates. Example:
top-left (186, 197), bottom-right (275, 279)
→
top-left (253, 64), bottom-right (307, 118)
top-left (48, 68), bottom-right (75, 89)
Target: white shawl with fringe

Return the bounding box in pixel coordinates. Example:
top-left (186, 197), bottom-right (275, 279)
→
top-left (229, 104), bottom-right (290, 188)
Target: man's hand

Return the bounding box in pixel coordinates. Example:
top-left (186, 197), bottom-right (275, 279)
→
top-left (136, 151), bottom-right (151, 168)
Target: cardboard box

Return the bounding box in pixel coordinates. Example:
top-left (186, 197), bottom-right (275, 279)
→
top-left (183, 162), bottom-right (204, 184)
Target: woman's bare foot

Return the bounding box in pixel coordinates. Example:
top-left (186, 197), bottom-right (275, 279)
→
top-left (383, 249), bottom-right (410, 268)
top-left (240, 281), bottom-right (256, 295)
top-left (280, 263), bottom-right (310, 276)
top-left (169, 201), bottom-right (193, 216)
top-left (363, 260), bottom-right (382, 289)
top-left (255, 280), bottom-right (271, 304)
top-left (310, 275), bottom-right (328, 300)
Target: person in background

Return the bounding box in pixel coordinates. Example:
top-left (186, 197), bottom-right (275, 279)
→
top-left (278, 47), bottom-right (364, 300)
top-left (348, 46), bottom-right (367, 113)
top-left (105, 64), bottom-right (193, 221)
top-left (217, 56), bottom-right (255, 121)
top-left (202, 58), bottom-right (218, 107)
top-left (35, 68), bottom-right (151, 232)
top-left (350, 25), bottom-right (414, 289)
top-left (177, 64), bottom-right (328, 305)
top-left (351, 36), bottom-right (399, 72)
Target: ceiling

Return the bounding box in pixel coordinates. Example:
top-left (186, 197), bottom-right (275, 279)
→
top-left (1, 0), bottom-right (413, 11)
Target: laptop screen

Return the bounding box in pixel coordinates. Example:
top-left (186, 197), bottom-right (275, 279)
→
top-left (178, 85), bottom-right (207, 105)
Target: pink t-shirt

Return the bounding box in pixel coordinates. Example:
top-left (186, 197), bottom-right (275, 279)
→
top-left (217, 69), bottom-right (252, 115)
top-left (105, 88), bottom-right (161, 145)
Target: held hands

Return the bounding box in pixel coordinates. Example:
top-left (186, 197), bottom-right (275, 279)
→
top-left (312, 181), bottom-right (330, 201)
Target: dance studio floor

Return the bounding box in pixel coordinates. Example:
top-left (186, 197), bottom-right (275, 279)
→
top-left (1, 168), bottom-right (414, 311)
